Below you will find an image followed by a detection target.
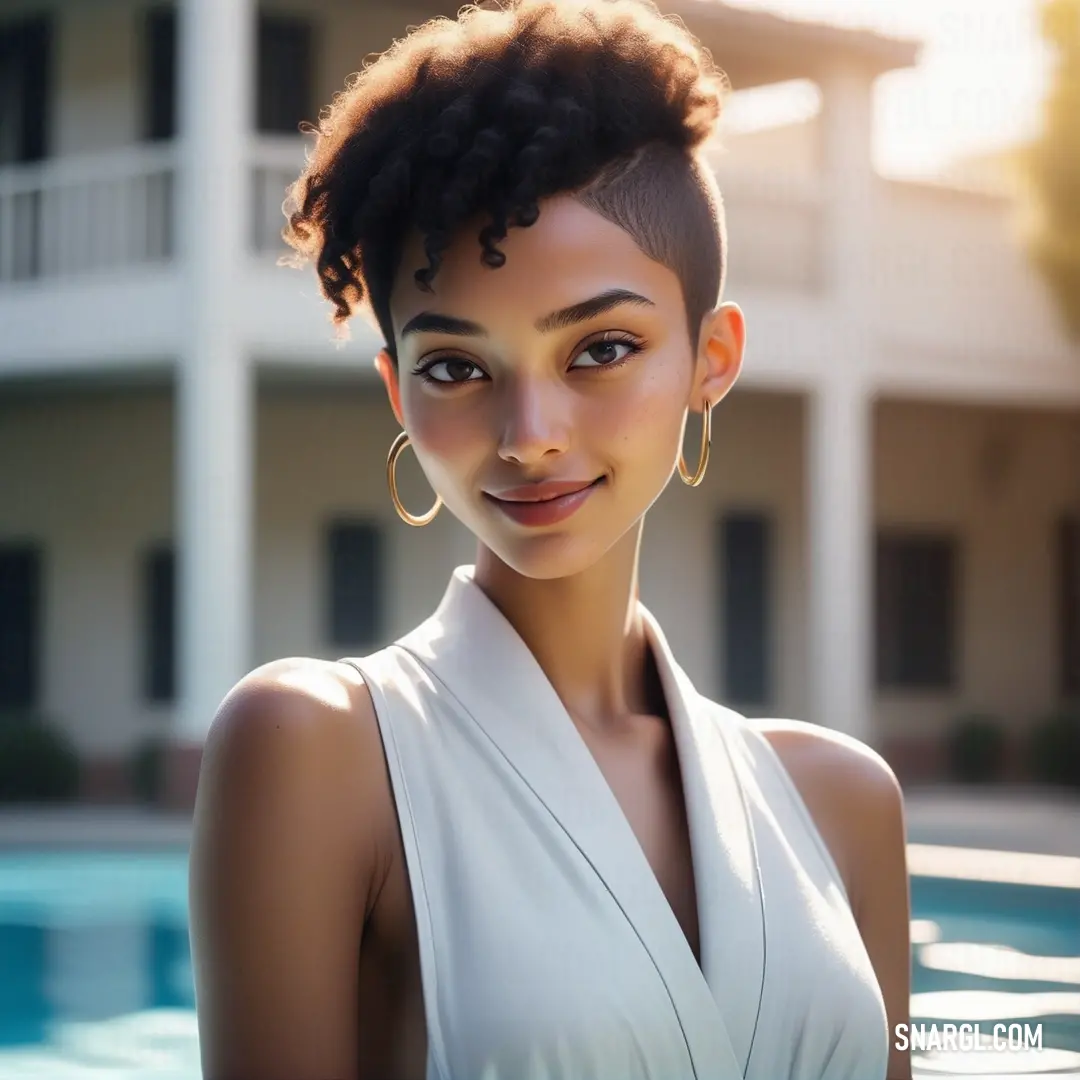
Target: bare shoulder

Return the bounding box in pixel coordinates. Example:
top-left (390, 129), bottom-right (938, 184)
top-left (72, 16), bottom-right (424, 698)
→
top-left (755, 718), bottom-right (902, 803)
top-left (189, 656), bottom-right (394, 1080)
top-left (753, 719), bottom-right (906, 908)
top-left (192, 654), bottom-right (398, 914)
top-left (199, 655), bottom-right (379, 784)
top-left (196, 656), bottom-right (389, 845)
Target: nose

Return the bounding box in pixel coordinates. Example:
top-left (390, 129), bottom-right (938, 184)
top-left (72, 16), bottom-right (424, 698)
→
top-left (496, 376), bottom-right (572, 467)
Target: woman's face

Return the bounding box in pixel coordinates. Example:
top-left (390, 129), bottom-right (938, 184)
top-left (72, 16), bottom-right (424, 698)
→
top-left (378, 195), bottom-right (744, 580)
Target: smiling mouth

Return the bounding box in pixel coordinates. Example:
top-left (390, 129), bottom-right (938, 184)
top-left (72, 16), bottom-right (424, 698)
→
top-left (482, 476), bottom-right (606, 526)
top-left (485, 478), bottom-right (603, 503)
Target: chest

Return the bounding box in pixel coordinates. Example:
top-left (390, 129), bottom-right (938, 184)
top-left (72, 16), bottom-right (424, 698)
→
top-left (364, 721), bottom-right (709, 1080)
top-left (577, 719), bottom-right (701, 966)
top-left (356, 638), bottom-right (889, 1080)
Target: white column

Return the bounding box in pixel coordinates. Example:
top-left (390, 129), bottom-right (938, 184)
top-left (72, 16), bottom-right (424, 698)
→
top-left (806, 66), bottom-right (878, 744)
top-left (818, 66), bottom-right (875, 303)
top-left (807, 378), bottom-right (873, 744)
top-left (175, 0), bottom-right (255, 741)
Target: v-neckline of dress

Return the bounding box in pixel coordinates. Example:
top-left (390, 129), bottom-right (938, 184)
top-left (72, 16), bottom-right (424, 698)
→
top-left (396, 564), bottom-right (768, 1078)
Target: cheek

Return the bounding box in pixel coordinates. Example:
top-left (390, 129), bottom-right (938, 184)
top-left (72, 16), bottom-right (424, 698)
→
top-left (402, 394), bottom-right (487, 481)
top-left (593, 359), bottom-right (689, 463)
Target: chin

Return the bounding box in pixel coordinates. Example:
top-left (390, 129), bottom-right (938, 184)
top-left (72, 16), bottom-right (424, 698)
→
top-left (462, 479), bottom-right (660, 581)
top-left (479, 528), bottom-right (626, 582)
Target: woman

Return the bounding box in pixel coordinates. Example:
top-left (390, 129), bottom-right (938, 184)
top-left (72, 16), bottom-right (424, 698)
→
top-left (188, 1), bottom-right (912, 1078)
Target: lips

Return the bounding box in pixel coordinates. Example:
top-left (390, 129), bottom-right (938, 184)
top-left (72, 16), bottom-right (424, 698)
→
top-left (486, 479), bottom-right (599, 503)
top-left (483, 476), bottom-right (605, 527)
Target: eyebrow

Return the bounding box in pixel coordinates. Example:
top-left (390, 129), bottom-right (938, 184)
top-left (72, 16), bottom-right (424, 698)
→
top-left (534, 288), bottom-right (656, 333)
top-left (399, 312), bottom-right (486, 338)
top-left (399, 288), bottom-right (656, 340)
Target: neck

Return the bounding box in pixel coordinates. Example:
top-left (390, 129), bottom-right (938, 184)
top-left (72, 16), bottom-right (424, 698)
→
top-left (473, 526), bottom-right (660, 734)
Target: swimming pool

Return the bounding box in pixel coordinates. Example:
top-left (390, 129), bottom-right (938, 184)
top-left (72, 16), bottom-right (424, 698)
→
top-left (0, 849), bottom-right (1076, 1078)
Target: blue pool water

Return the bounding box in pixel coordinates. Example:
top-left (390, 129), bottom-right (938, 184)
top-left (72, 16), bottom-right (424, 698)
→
top-left (0, 850), bottom-right (1076, 1078)
top-left (908, 874), bottom-right (1080, 1075)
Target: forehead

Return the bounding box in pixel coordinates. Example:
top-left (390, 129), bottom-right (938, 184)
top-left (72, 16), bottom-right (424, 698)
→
top-left (389, 196), bottom-right (684, 335)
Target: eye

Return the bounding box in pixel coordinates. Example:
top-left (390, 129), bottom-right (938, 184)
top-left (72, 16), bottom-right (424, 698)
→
top-left (570, 336), bottom-right (643, 370)
top-left (415, 356), bottom-right (485, 385)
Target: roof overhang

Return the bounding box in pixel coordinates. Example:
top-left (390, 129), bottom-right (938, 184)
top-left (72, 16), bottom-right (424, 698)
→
top-left (669, 1), bottom-right (921, 89)
top-left (405, 0), bottom-right (921, 90)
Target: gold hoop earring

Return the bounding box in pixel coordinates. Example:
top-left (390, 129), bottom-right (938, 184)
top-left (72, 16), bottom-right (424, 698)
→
top-left (678, 399), bottom-right (712, 487)
top-left (387, 431), bottom-right (443, 526)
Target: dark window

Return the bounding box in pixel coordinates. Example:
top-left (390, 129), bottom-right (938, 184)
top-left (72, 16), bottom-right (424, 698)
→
top-left (143, 544), bottom-right (176, 702)
top-left (143, 6), bottom-right (177, 141)
top-left (875, 532), bottom-right (957, 690)
top-left (0, 544), bottom-right (42, 710)
top-left (719, 513), bottom-right (772, 706)
top-left (256, 14), bottom-right (313, 135)
top-left (0, 15), bottom-right (52, 165)
top-left (0, 16), bottom-right (51, 279)
top-left (1060, 515), bottom-right (1080, 698)
top-left (327, 521), bottom-right (381, 647)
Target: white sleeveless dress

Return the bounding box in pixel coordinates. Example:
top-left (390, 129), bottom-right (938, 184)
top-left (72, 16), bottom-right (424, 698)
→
top-left (344, 565), bottom-right (889, 1080)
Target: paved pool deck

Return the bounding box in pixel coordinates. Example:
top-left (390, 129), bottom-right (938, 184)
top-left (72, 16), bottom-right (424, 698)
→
top-left (903, 786), bottom-right (1080, 859)
top-left (0, 786), bottom-right (1077, 857)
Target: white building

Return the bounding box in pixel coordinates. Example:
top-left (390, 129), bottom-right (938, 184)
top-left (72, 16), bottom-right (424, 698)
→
top-left (1, 0), bottom-right (1078, 803)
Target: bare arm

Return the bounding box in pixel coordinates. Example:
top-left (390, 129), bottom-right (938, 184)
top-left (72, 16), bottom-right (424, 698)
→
top-left (849, 761), bottom-right (912, 1080)
top-left (189, 658), bottom-right (386, 1080)
top-left (761, 722), bottom-right (913, 1080)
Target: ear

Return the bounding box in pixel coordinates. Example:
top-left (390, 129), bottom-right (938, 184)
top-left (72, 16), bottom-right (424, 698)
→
top-left (693, 302), bottom-right (745, 411)
top-left (375, 348), bottom-right (405, 428)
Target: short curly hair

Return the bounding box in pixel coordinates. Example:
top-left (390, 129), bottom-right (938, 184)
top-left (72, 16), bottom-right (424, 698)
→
top-left (283, 0), bottom-right (729, 361)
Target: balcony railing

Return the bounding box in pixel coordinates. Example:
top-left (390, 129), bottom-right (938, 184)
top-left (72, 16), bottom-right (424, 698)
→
top-left (251, 137), bottom-right (307, 257)
top-left (0, 145), bottom-right (176, 285)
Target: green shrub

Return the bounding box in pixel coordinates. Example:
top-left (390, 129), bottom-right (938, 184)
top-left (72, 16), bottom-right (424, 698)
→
top-left (946, 714), bottom-right (1007, 783)
top-left (1028, 709), bottom-right (1080, 788)
top-left (0, 716), bottom-right (80, 802)
top-left (130, 736), bottom-right (167, 805)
